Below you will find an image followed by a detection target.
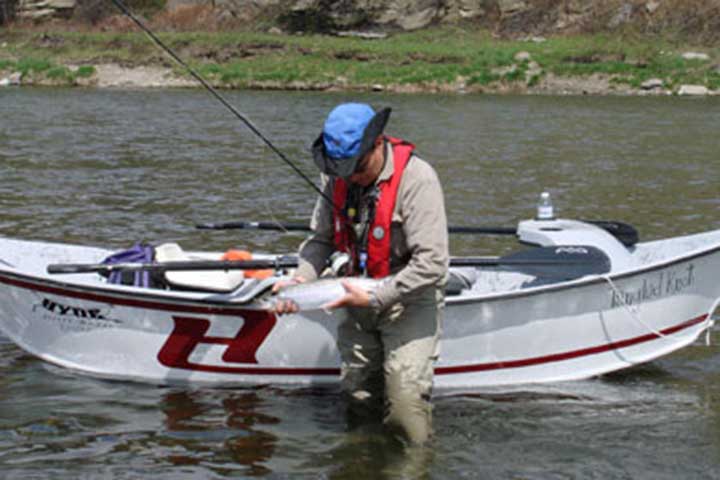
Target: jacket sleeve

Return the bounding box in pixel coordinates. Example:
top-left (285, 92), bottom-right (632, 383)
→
top-left (295, 175), bottom-right (335, 281)
top-left (373, 158), bottom-right (449, 309)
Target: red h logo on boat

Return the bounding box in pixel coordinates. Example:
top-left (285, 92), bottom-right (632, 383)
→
top-left (158, 313), bottom-right (277, 372)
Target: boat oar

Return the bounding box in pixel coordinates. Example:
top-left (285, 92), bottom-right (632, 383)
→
top-left (47, 246), bottom-right (609, 279)
top-left (196, 219), bottom-right (638, 246)
top-left (195, 220), bottom-right (515, 235)
top-left (452, 245), bottom-right (610, 280)
top-left (446, 220), bottom-right (638, 247)
top-left (46, 256), bottom-right (301, 275)
top-left (196, 221), bottom-right (316, 232)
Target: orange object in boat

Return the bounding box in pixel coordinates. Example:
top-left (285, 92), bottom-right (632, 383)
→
top-left (221, 249), bottom-right (274, 280)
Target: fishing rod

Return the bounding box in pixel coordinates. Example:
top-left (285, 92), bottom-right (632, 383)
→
top-left (107, 1), bottom-right (639, 250)
top-left (107, 0), bottom-right (332, 205)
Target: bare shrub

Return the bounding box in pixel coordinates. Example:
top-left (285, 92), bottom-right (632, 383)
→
top-left (73, 0), bottom-right (165, 25)
top-left (152, 4), bottom-right (220, 31)
top-left (0, 0), bottom-right (18, 25)
top-left (496, 0), bottom-right (561, 37)
top-left (93, 13), bottom-right (140, 31)
top-left (489, 0), bottom-right (720, 45)
top-left (642, 0), bottom-right (720, 44)
top-left (73, 0), bottom-right (115, 24)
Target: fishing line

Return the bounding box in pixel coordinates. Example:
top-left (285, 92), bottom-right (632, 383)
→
top-left (108, 0), bottom-right (333, 205)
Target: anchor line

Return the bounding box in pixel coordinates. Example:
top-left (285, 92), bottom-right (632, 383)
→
top-left (603, 274), bottom-right (670, 340)
top-left (703, 297), bottom-right (720, 346)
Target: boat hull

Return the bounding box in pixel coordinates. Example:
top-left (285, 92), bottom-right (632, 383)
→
top-left (0, 239), bottom-right (716, 389)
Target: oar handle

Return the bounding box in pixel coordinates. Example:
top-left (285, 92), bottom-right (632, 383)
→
top-left (47, 264), bottom-right (102, 274)
top-left (47, 257), bottom-right (300, 275)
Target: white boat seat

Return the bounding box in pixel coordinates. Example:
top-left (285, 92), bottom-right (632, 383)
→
top-left (155, 243), bottom-right (246, 293)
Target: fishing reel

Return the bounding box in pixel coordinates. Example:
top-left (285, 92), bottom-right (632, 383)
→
top-left (329, 251), bottom-right (351, 276)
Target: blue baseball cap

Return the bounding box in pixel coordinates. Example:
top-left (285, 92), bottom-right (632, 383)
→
top-left (312, 103), bottom-right (391, 178)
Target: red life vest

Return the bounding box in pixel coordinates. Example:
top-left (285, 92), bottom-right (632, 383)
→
top-left (332, 136), bottom-right (414, 278)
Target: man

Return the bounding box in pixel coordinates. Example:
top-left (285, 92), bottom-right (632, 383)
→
top-left (275, 102), bottom-right (448, 445)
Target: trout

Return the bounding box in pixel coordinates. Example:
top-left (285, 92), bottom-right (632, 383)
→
top-left (270, 277), bottom-right (381, 312)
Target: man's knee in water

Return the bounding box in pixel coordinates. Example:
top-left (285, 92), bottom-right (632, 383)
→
top-left (384, 366), bottom-right (433, 444)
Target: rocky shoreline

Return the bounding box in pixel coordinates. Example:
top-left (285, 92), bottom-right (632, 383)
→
top-left (2, 61), bottom-right (716, 97)
top-left (1, 22), bottom-right (718, 97)
top-left (2, 0), bottom-right (719, 96)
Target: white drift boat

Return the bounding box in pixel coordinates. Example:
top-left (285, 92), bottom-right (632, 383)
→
top-left (0, 218), bottom-right (718, 390)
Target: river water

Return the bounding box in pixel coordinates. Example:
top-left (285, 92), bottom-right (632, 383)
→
top-left (1, 88), bottom-right (720, 479)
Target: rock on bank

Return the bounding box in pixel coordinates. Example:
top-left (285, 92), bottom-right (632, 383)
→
top-left (93, 64), bottom-right (195, 88)
top-left (9, 0), bottom-right (720, 41)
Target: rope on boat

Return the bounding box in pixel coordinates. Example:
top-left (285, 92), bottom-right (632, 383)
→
top-left (603, 275), bottom-right (718, 346)
top-left (704, 297), bottom-right (720, 346)
top-left (602, 274), bottom-right (670, 340)
top-left (0, 258), bottom-right (15, 268)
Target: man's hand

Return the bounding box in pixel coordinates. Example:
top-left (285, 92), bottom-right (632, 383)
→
top-left (322, 280), bottom-right (371, 310)
top-left (272, 276), bottom-right (306, 314)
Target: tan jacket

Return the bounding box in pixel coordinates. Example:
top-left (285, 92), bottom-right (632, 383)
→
top-left (295, 141), bottom-right (449, 310)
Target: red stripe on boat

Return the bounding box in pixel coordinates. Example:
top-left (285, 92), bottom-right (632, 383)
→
top-left (0, 272), bottom-right (708, 377)
top-left (435, 314), bottom-right (707, 375)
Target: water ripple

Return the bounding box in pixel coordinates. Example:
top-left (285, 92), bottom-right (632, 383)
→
top-left (2, 89), bottom-right (720, 478)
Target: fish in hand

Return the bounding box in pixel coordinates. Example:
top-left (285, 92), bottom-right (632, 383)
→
top-left (270, 277), bottom-right (382, 312)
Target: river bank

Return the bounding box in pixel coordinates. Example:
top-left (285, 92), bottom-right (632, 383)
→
top-left (1, 27), bottom-right (719, 95)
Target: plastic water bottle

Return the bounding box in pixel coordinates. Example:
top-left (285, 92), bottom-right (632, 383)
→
top-left (536, 191), bottom-right (554, 220)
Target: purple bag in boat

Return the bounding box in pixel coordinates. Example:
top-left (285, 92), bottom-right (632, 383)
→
top-left (101, 243), bottom-right (156, 288)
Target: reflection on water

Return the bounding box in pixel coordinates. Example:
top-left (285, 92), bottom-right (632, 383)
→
top-left (161, 389), bottom-right (280, 476)
top-left (2, 89), bottom-right (720, 478)
top-left (0, 340), bottom-right (719, 478)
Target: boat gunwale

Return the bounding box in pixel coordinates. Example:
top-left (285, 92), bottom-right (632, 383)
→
top-left (0, 233), bottom-right (719, 312)
top-left (0, 268), bottom-right (264, 315)
top-left (447, 235), bottom-right (720, 306)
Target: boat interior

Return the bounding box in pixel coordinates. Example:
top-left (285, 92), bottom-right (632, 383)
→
top-left (1, 226), bottom-right (720, 302)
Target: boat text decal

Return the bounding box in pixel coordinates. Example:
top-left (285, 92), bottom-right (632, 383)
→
top-left (158, 314), bottom-right (277, 370)
top-left (610, 263), bottom-right (695, 309)
top-left (34, 297), bottom-right (122, 333)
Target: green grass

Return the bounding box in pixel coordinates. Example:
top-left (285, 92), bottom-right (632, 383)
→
top-left (0, 26), bottom-right (718, 91)
top-left (75, 65), bottom-right (96, 78)
top-left (181, 29), bottom-right (530, 87)
top-left (0, 52), bottom-right (98, 85)
top-left (467, 71), bottom-right (499, 86)
top-left (16, 57), bottom-right (53, 75)
top-left (46, 66), bottom-right (71, 80)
